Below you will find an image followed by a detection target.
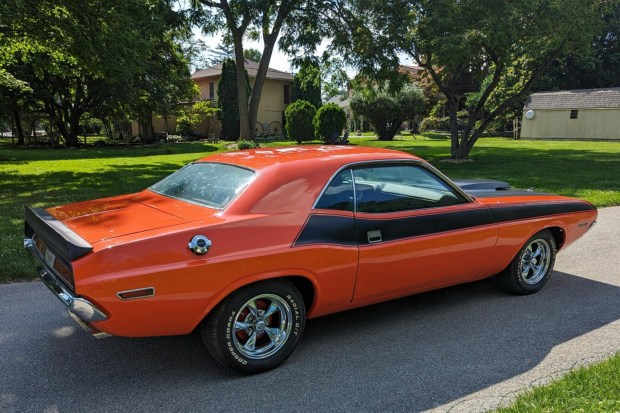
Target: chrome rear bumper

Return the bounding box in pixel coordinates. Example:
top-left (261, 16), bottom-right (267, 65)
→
top-left (24, 238), bottom-right (112, 339)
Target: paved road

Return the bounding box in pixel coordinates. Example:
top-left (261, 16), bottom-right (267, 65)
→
top-left (1, 208), bottom-right (618, 413)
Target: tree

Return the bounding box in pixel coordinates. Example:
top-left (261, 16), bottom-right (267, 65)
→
top-left (533, 1), bottom-right (619, 91)
top-left (0, 68), bottom-right (33, 145)
top-left (285, 100), bottom-right (317, 143)
top-left (350, 86), bottom-right (424, 141)
top-left (244, 48), bottom-right (262, 63)
top-left (323, 0), bottom-right (599, 159)
top-left (177, 100), bottom-right (220, 136)
top-left (192, 0), bottom-right (326, 140)
top-left (0, 0), bottom-right (196, 147)
top-left (217, 58), bottom-right (250, 140)
top-left (313, 103), bottom-right (346, 143)
top-left (292, 57), bottom-right (322, 108)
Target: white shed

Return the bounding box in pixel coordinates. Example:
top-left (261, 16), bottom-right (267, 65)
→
top-left (521, 87), bottom-right (620, 140)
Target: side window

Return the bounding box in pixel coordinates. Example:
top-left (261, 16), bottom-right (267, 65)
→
top-left (353, 164), bottom-right (466, 213)
top-left (315, 170), bottom-right (354, 211)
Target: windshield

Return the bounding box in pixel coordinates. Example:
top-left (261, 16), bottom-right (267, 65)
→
top-left (149, 162), bottom-right (255, 209)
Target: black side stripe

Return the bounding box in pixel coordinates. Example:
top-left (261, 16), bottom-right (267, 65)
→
top-left (490, 202), bottom-right (595, 223)
top-left (293, 215), bottom-right (357, 246)
top-left (293, 201), bottom-right (595, 247)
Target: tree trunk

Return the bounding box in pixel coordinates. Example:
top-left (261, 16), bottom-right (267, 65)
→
top-left (248, 35), bottom-right (278, 140)
top-left (233, 35), bottom-right (250, 141)
top-left (13, 109), bottom-right (24, 146)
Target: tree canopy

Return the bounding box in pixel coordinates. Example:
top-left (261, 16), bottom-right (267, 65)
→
top-left (0, 0), bottom-right (196, 146)
top-left (313, 0), bottom-right (600, 158)
top-left (350, 85), bottom-right (424, 141)
top-left (191, 0), bottom-right (337, 140)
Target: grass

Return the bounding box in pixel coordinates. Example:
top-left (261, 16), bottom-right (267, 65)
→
top-left (1, 134), bottom-right (619, 282)
top-left (1, 135), bottom-right (618, 407)
top-left (496, 352), bottom-right (620, 412)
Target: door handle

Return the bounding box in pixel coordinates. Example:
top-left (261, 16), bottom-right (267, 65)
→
top-left (367, 230), bottom-right (382, 243)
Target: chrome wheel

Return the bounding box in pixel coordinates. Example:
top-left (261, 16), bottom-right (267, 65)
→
top-left (519, 238), bottom-right (551, 285)
top-left (232, 294), bottom-right (293, 360)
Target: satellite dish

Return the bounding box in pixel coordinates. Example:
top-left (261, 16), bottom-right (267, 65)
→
top-left (525, 110), bottom-right (535, 120)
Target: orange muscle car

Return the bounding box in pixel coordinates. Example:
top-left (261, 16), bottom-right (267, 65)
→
top-left (24, 146), bottom-right (597, 373)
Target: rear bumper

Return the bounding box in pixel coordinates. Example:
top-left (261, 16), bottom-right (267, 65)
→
top-left (24, 238), bottom-right (112, 339)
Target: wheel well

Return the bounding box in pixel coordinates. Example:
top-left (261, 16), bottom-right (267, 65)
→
top-left (547, 226), bottom-right (565, 251)
top-left (284, 276), bottom-right (315, 312)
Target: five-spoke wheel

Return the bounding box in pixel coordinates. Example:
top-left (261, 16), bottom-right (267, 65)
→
top-left (495, 229), bottom-right (557, 294)
top-left (201, 280), bottom-right (305, 374)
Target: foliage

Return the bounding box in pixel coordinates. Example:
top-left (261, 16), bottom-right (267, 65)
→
top-left (0, 0), bottom-right (196, 147)
top-left (243, 49), bottom-right (262, 63)
top-left (217, 59), bottom-right (242, 140)
top-left (292, 57), bottom-right (322, 108)
top-left (285, 100), bottom-right (317, 143)
top-left (237, 139), bottom-right (259, 150)
top-left (419, 117), bottom-right (450, 132)
top-left (420, 111), bottom-right (470, 133)
top-left (350, 86), bottom-right (424, 140)
top-left (192, 0), bottom-right (293, 139)
top-left (313, 103), bottom-right (346, 143)
top-left (532, 1), bottom-right (620, 91)
top-left (322, 0), bottom-right (599, 159)
top-left (176, 100), bottom-right (219, 136)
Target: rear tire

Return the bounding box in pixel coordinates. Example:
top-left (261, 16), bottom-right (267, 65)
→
top-left (495, 229), bottom-right (556, 295)
top-left (201, 280), bottom-right (306, 374)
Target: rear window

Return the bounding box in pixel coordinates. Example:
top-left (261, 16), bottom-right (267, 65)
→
top-left (149, 163), bottom-right (254, 209)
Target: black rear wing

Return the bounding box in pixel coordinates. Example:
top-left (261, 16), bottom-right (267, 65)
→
top-left (25, 206), bottom-right (93, 260)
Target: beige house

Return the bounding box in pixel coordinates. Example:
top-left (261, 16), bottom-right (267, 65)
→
top-left (521, 88), bottom-right (620, 140)
top-left (192, 60), bottom-right (294, 136)
top-left (131, 60), bottom-right (293, 138)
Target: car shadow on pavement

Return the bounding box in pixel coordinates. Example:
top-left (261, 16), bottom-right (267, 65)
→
top-left (1, 272), bottom-right (619, 412)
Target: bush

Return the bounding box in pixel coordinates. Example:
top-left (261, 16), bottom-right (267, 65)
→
top-left (420, 116), bottom-right (450, 132)
top-left (237, 140), bottom-right (259, 150)
top-left (313, 103), bottom-right (346, 143)
top-left (350, 86), bottom-right (425, 141)
top-left (420, 112), bottom-right (470, 132)
top-left (285, 100), bottom-right (317, 143)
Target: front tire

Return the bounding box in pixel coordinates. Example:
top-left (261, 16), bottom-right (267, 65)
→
top-left (201, 280), bottom-right (306, 374)
top-left (495, 229), bottom-right (557, 295)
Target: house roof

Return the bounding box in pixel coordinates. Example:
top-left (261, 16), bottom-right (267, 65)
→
top-left (326, 95), bottom-right (349, 108)
top-left (524, 87), bottom-right (620, 110)
top-left (192, 60), bottom-right (294, 81)
top-left (400, 64), bottom-right (425, 74)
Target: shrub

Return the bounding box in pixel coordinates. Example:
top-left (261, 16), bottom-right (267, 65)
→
top-left (313, 103), bottom-right (346, 143)
top-left (350, 86), bottom-right (425, 141)
top-left (285, 100), bottom-right (317, 143)
top-left (420, 116), bottom-right (450, 132)
top-left (420, 112), bottom-right (470, 132)
top-left (237, 140), bottom-right (259, 150)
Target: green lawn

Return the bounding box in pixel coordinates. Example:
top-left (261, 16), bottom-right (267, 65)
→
top-left (496, 352), bottom-right (620, 412)
top-left (1, 135), bottom-right (619, 282)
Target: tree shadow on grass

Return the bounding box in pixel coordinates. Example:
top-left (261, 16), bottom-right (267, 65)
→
top-left (0, 142), bottom-right (221, 164)
top-left (1, 271), bottom-right (617, 411)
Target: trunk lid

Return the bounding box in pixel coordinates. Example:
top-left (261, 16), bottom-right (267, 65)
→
top-left (46, 191), bottom-right (214, 244)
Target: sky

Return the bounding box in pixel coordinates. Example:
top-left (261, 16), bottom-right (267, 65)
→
top-left (195, 31), bottom-right (417, 75)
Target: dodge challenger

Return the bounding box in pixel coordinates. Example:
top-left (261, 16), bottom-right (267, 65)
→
top-left (24, 146), bottom-right (597, 373)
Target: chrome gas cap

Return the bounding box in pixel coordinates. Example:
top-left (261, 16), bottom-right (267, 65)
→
top-left (188, 235), bottom-right (212, 255)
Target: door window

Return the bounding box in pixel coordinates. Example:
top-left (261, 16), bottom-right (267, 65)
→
top-left (352, 165), bottom-right (467, 213)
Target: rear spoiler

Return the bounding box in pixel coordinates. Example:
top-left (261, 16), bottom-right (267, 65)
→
top-left (25, 206), bottom-right (93, 260)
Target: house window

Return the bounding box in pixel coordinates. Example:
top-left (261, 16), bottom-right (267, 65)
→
top-left (570, 109), bottom-right (578, 119)
top-left (284, 84), bottom-right (290, 104)
top-left (209, 82), bottom-right (215, 100)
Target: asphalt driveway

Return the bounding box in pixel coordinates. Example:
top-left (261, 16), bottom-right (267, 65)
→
top-left (1, 207), bottom-right (618, 413)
